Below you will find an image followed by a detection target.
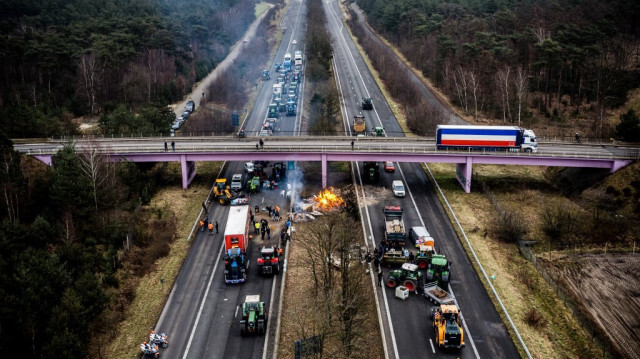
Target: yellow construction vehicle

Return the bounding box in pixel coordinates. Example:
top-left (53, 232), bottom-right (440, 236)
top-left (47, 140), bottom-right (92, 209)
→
top-left (214, 179), bottom-right (232, 205)
top-left (431, 304), bottom-right (465, 349)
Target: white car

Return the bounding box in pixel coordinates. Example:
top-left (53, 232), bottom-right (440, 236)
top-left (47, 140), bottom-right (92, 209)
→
top-left (392, 180), bottom-right (405, 197)
top-left (292, 39), bottom-right (297, 45)
top-left (244, 162), bottom-right (255, 173)
top-left (230, 174), bottom-right (244, 190)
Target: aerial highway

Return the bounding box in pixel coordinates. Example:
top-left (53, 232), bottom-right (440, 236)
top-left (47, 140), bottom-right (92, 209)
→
top-left (143, 1), bottom-right (309, 358)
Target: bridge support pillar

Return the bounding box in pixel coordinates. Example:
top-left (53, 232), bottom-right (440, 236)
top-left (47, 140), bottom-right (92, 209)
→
top-left (321, 153), bottom-right (327, 188)
top-left (180, 155), bottom-right (197, 189)
top-left (610, 159), bottom-right (632, 173)
top-left (455, 157), bottom-right (473, 193)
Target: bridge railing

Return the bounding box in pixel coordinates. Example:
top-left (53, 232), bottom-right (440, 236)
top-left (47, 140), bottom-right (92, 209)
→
top-left (16, 141), bottom-right (640, 160)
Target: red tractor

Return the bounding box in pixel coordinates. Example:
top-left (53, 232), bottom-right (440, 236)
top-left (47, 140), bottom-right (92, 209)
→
top-left (257, 246), bottom-right (282, 275)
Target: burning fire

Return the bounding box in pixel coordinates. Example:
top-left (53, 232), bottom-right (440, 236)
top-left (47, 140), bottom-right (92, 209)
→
top-left (313, 187), bottom-right (345, 211)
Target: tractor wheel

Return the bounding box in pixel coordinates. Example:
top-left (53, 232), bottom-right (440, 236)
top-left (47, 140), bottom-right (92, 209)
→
top-left (417, 259), bottom-right (428, 269)
top-left (240, 322), bottom-right (246, 336)
top-left (403, 280), bottom-right (417, 292)
top-left (442, 271), bottom-right (450, 283)
top-left (386, 278), bottom-right (397, 288)
top-left (426, 271), bottom-right (434, 281)
top-left (257, 320), bottom-right (265, 334)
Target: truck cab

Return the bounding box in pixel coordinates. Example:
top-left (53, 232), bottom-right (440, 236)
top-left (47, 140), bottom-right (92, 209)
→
top-left (522, 129), bottom-right (538, 153)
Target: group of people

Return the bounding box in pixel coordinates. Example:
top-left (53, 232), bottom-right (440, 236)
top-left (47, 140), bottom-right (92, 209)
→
top-left (265, 205), bottom-right (281, 220)
top-left (254, 218), bottom-right (271, 240)
top-left (163, 140), bottom-right (175, 151)
top-left (199, 217), bottom-right (219, 235)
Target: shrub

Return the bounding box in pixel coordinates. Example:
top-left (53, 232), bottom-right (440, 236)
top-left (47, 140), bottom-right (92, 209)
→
top-left (524, 306), bottom-right (547, 329)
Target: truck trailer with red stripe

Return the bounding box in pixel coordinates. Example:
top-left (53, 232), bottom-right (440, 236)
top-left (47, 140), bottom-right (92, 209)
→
top-left (436, 125), bottom-right (537, 153)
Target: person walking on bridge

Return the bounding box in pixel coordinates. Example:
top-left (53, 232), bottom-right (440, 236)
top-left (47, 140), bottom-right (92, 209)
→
top-left (351, 140), bottom-right (354, 150)
top-left (171, 141), bottom-right (175, 151)
top-left (259, 139), bottom-right (264, 149)
top-left (164, 141), bottom-right (168, 151)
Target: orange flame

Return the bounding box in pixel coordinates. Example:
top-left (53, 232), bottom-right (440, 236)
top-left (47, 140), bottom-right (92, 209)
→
top-left (313, 187), bottom-right (345, 211)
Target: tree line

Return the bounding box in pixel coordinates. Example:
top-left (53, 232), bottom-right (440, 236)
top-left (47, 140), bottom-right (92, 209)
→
top-left (0, 132), bottom-right (176, 358)
top-left (356, 0), bottom-right (640, 139)
top-left (0, 0), bottom-right (256, 138)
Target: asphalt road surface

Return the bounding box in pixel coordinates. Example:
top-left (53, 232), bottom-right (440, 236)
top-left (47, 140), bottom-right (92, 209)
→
top-left (325, 0), bottom-right (519, 357)
top-left (152, 1), bottom-right (308, 358)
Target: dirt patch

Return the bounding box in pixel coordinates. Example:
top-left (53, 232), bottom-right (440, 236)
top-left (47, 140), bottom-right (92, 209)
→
top-left (278, 216), bottom-right (384, 359)
top-left (538, 253), bottom-right (640, 359)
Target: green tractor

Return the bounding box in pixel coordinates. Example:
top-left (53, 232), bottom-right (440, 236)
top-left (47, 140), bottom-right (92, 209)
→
top-left (415, 245), bottom-right (435, 269)
top-left (268, 103), bottom-right (279, 119)
top-left (386, 263), bottom-right (423, 293)
top-left (240, 295), bottom-right (267, 336)
top-left (426, 254), bottom-right (451, 287)
top-left (373, 126), bottom-right (385, 137)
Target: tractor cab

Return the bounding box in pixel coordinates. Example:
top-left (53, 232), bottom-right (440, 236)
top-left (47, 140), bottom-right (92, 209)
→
top-left (268, 104), bottom-right (279, 119)
top-left (224, 248), bottom-right (247, 284)
top-left (432, 304), bottom-right (465, 349)
top-left (415, 245), bottom-right (435, 269)
top-left (426, 254), bottom-right (451, 286)
top-left (374, 126), bottom-right (385, 137)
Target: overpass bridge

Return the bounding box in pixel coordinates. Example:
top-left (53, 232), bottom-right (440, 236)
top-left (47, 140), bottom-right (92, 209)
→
top-left (14, 136), bottom-right (638, 193)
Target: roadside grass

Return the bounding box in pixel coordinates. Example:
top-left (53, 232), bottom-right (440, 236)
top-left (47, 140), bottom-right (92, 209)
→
top-left (255, 2), bottom-right (270, 18)
top-left (104, 162), bottom-right (220, 359)
top-left (425, 163), bottom-right (601, 358)
top-left (337, 2), bottom-right (411, 137)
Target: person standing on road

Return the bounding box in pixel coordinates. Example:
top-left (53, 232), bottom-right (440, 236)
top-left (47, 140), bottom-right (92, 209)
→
top-left (164, 141), bottom-right (168, 151)
top-left (171, 141), bottom-right (175, 151)
top-left (254, 221), bottom-right (260, 234)
top-left (378, 270), bottom-right (384, 287)
top-left (208, 222), bottom-right (214, 235)
top-left (215, 221), bottom-right (219, 233)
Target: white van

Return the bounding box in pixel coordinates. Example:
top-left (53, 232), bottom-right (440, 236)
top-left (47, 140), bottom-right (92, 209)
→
top-left (392, 180), bottom-right (405, 197)
top-left (409, 226), bottom-right (434, 248)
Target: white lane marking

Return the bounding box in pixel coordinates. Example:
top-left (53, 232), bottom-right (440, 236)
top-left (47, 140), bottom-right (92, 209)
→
top-left (429, 339), bottom-right (435, 353)
top-left (182, 241), bottom-right (226, 359)
top-left (263, 274), bottom-right (278, 359)
top-left (397, 163), bottom-right (479, 358)
top-left (235, 305), bottom-right (240, 318)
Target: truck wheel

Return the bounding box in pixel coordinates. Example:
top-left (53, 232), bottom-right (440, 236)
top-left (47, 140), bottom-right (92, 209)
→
top-left (403, 280), bottom-right (416, 292)
top-left (386, 278), bottom-right (397, 288)
top-left (417, 260), bottom-right (428, 269)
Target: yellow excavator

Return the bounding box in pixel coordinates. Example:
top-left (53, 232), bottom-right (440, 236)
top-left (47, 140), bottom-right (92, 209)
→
top-left (214, 179), bottom-right (233, 205)
top-left (431, 304), bottom-right (465, 349)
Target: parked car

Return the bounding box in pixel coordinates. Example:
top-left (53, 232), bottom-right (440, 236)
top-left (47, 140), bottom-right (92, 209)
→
top-left (182, 111), bottom-right (190, 119)
top-left (384, 161), bottom-right (395, 172)
top-left (185, 100), bottom-right (195, 112)
top-left (392, 180), bottom-right (405, 197)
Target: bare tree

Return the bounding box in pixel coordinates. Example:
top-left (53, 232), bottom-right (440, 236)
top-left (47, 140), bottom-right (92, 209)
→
top-left (78, 142), bottom-right (113, 212)
top-left (496, 67), bottom-right (511, 122)
top-left (78, 53), bottom-right (105, 116)
top-left (467, 69), bottom-right (481, 120)
top-left (514, 66), bottom-right (529, 127)
top-left (534, 27), bottom-right (550, 43)
top-left (453, 66), bottom-right (469, 115)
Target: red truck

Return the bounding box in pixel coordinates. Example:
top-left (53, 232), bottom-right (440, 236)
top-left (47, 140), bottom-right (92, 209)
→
top-left (223, 205), bottom-right (250, 284)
